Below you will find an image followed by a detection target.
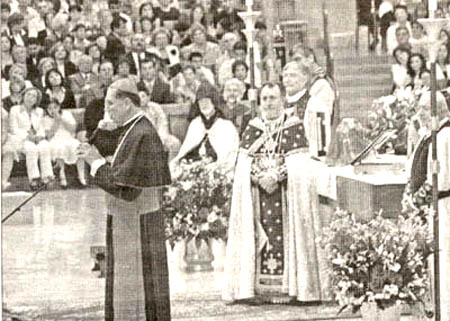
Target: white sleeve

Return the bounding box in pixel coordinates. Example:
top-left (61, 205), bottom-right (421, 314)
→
top-left (428, 128), bottom-right (450, 191)
top-left (309, 79), bottom-right (335, 116)
top-left (90, 158), bottom-right (107, 177)
top-left (386, 26), bottom-right (398, 55)
top-left (9, 107), bottom-right (28, 138)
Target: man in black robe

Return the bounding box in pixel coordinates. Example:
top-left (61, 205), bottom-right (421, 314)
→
top-left (79, 78), bottom-right (172, 321)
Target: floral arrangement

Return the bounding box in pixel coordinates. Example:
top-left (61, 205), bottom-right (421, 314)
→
top-left (402, 182), bottom-right (433, 224)
top-left (318, 209), bottom-right (433, 314)
top-left (162, 156), bottom-right (234, 249)
top-left (363, 88), bottom-right (418, 154)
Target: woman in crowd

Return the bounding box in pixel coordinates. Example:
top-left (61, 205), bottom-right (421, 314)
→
top-left (51, 42), bottom-right (78, 81)
top-left (86, 43), bottom-right (102, 75)
top-left (2, 76), bottom-right (26, 113)
top-left (44, 68), bottom-right (77, 109)
top-left (151, 27), bottom-right (173, 66)
top-left (392, 45), bottom-right (412, 90)
top-left (407, 53), bottom-right (427, 87)
top-left (231, 60), bottom-right (250, 100)
top-left (175, 65), bottom-right (201, 104)
top-left (221, 77), bottom-right (251, 137)
top-left (439, 29), bottom-right (450, 47)
top-left (171, 81), bottom-right (239, 173)
top-left (410, 20), bottom-right (428, 56)
top-left (181, 24), bottom-right (220, 69)
top-left (8, 45), bottom-right (38, 82)
top-left (140, 16), bottom-right (154, 49)
top-left (1, 35), bottom-right (13, 79)
top-left (62, 34), bottom-right (83, 66)
top-left (43, 99), bottom-right (86, 188)
top-left (2, 64), bottom-right (33, 99)
top-left (7, 87), bottom-right (54, 190)
top-left (2, 106), bottom-right (14, 190)
top-left (34, 57), bottom-right (56, 92)
top-left (191, 4), bottom-right (206, 27)
top-left (113, 58), bottom-right (139, 83)
top-left (139, 2), bottom-right (160, 27)
top-left (138, 90), bottom-right (181, 159)
top-left (434, 43), bottom-right (450, 89)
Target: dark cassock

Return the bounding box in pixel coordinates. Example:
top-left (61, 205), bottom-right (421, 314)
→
top-left (90, 112), bottom-right (172, 321)
top-left (408, 118), bottom-right (450, 321)
top-left (223, 113), bottom-right (331, 303)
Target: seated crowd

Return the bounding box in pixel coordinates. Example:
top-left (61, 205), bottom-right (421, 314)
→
top-left (385, 3), bottom-right (450, 92)
top-left (1, 0), bottom-right (337, 191)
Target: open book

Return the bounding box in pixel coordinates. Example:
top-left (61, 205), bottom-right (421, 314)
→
top-left (350, 129), bottom-right (398, 166)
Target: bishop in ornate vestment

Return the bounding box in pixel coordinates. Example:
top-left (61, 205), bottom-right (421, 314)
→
top-left (222, 82), bottom-right (330, 304)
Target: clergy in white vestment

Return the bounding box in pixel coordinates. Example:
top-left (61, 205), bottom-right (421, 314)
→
top-left (282, 61), bottom-right (331, 157)
top-left (222, 82), bottom-right (330, 304)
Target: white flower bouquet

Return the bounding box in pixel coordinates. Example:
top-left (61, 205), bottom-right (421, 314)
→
top-left (318, 209), bottom-right (433, 313)
top-left (364, 88), bottom-right (418, 154)
top-left (162, 156), bottom-right (233, 249)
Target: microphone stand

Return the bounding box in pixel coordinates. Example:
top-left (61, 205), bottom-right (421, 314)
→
top-left (2, 181), bottom-right (51, 224)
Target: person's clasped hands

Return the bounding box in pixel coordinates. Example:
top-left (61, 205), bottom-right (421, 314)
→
top-left (97, 118), bottom-right (118, 131)
top-left (77, 142), bottom-right (103, 166)
top-left (256, 171), bottom-right (279, 194)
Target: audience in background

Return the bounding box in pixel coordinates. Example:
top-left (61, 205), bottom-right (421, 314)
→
top-left (2, 0), bottom-right (445, 192)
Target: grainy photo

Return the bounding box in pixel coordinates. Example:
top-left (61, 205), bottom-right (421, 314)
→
top-left (1, 0), bottom-right (449, 320)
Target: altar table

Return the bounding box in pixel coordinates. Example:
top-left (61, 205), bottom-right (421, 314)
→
top-left (312, 155), bottom-right (408, 221)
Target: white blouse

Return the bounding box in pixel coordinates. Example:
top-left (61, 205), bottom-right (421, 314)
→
top-left (9, 105), bottom-right (46, 139)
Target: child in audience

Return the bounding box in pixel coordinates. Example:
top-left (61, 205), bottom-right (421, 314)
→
top-left (44, 99), bottom-right (86, 188)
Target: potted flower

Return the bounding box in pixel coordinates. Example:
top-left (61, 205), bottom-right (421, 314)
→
top-left (318, 209), bottom-right (433, 321)
top-left (363, 88), bottom-right (418, 155)
top-left (162, 156), bottom-right (233, 271)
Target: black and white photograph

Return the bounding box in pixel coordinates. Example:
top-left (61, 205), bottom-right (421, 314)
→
top-left (1, 0), bottom-right (450, 320)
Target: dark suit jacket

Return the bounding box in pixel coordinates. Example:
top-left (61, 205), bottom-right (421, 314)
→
top-left (37, 29), bottom-right (62, 50)
top-left (69, 72), bottom-right (98, 95)
top-left (7, 30), bottom-right (29, 47)
top-left (125, 51), bottom-right (155, 75)
top-left (137, 78), bottom-right (174, 105)
top-left (61, 60), bottom-right (78, 80)
top-left (104, 33), bottom-right (126, 67)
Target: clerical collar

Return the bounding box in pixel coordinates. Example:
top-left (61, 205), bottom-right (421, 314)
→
top-left (286, 89), bottom-right (306, 104)
top-left (122, 111), bottom-right (144, 127)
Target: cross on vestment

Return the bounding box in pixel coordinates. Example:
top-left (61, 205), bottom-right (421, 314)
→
top-left (264, 253), bottom-right (282, 274)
